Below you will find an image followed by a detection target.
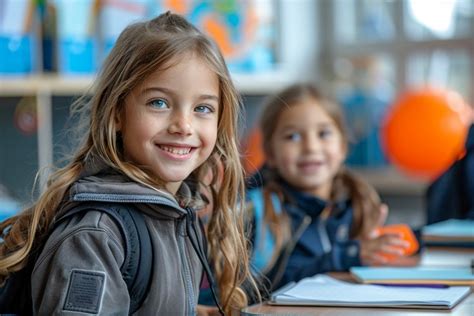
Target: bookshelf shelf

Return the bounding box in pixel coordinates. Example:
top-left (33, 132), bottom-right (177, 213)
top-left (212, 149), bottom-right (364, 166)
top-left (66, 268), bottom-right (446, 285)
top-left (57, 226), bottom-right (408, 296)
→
top-left (0, 75), bottom-right (94, 96)
top-left (0, 70), bottom-right (299, 96)
top-left (0, 74), bottom-right (427, 195)
top-left (351, 167), bottom-right (428, 195)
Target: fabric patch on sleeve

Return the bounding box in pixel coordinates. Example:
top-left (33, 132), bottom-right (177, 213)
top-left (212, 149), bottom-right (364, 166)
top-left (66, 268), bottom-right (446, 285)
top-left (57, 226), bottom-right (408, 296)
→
top-left (63, 269), bottom-right (106, 314)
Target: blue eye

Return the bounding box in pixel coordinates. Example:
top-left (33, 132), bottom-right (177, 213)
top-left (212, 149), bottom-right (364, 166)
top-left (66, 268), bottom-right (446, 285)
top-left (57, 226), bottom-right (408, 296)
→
top-left (319, 128), bottom-right (333, 139)
top-left (195, 105), bottom-right (213, 114)
top-left (149, 99), bottom-right (168, 109)
top-left (286, 133), bottom-right (301, 142)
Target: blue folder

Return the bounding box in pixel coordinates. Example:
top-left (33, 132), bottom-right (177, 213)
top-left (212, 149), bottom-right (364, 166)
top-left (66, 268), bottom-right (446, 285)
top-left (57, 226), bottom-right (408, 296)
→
top-left (422, 219), bottom-right (474, 247)
top-left (350, 266), bottom-right (474, 286)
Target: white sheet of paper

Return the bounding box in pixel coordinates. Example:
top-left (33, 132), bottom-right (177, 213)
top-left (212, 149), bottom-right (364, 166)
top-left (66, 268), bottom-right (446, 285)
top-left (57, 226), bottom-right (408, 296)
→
top-left (274, 275), bottom-right (471, 307)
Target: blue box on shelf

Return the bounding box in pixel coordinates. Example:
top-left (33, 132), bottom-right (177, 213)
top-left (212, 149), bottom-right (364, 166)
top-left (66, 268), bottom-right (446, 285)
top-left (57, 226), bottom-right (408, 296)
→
top-left (0, 0), bottom-right (38, 76)
top-left (55, 0), bottom-right (98, 75)
top-left (0, 35), bottom-right (37, 75)
top-left (58, 37), bottom-right (97, 74)
top-left (100, 0), bottom-right (149, 62)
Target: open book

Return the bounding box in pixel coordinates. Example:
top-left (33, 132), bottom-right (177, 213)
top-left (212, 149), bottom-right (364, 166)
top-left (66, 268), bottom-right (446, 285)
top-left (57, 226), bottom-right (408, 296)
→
top-left (270, 275), bottom-right (471, 309)
top-left (422, 219), bottom-right (474, 247)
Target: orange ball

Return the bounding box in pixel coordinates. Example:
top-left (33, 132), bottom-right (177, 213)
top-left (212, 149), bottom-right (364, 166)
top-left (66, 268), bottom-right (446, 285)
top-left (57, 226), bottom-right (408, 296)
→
top-left (381, 88), bottom-right (469, 180)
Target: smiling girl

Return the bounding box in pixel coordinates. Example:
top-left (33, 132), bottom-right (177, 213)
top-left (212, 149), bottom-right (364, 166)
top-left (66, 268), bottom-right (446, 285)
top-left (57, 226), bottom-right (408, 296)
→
top-left (0, 12), bottom-right (256, 315)
top-left (246, 83), bottom-right (408, 291)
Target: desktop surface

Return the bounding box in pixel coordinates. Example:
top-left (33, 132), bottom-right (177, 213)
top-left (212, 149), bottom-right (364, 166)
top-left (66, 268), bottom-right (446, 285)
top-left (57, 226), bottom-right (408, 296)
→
top-left (242, 247), bottom-right (474, 316)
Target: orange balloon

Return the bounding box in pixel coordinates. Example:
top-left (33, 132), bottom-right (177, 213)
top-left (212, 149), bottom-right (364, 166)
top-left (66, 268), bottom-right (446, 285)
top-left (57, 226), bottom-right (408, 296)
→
top-left (242, 128), bottom-right (265, 175)
top-left (381, 88), bottom-right (469, 180)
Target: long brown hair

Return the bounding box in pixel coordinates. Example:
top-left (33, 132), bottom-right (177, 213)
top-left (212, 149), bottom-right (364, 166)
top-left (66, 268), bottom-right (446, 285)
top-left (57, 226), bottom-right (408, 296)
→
top-left (257, 83), bottom-right (382, 258)
top-left (0, 12), bottom-right (256, 313)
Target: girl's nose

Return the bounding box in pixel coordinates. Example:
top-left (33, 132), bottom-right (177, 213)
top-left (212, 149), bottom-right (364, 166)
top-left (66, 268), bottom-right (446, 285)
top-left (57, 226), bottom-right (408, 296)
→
top-left (304, 134), bottom-right (321, 152)
top-left (168, 111), bottom-right (192, 135)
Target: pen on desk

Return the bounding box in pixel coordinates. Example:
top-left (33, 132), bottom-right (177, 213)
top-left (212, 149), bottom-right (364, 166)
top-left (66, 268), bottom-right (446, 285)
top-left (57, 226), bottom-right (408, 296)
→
top-left (373, 283), bottom-right (449, 289)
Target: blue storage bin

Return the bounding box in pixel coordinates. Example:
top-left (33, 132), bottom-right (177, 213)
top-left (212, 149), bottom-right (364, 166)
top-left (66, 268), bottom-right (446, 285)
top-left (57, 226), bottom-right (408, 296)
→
top-left (55, 0), bottom-right (98, 75)
top-left (0, 0), bottom-right (38, 76)
top-left (0, 35), bottom-right (36, 75)
top-left (341, 89), bottom-right (389, 167)
top-left (100, 0), bottom-right (150, 61)
top-left (58, 37), bottom-right (97, 74)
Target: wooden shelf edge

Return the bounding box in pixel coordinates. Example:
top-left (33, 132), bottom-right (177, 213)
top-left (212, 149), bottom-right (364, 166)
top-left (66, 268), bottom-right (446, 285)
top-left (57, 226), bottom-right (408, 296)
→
top-left (0, 70), bottom-right (300, 96)
top-left (0, 74), bottom-right (94, 96)
top-left (351, 167), bottom-right (429, 195)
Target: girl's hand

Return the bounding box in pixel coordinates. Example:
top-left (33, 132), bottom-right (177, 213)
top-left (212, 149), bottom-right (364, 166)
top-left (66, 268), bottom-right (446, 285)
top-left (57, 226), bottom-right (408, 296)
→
top-left (358, 203), bottom-right (389, 240)
top-left (358, 203), bottom-right (410, 265)
top-left (196, 305), bottom-right (220, 316)
top-left (359, 232), bottom-right (410, 265)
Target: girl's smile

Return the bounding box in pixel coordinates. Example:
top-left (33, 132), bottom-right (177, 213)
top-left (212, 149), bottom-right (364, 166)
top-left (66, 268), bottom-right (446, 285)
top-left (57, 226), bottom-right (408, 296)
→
top-left (156, 143), bottom-right (196, 160)
top-left (297, 159), bottom-right (325, 173)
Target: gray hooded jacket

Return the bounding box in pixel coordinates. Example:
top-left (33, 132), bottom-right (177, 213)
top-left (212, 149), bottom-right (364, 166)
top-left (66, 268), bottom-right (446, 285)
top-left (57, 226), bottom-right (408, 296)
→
top-left (31, 161), bottom-right (206, 315)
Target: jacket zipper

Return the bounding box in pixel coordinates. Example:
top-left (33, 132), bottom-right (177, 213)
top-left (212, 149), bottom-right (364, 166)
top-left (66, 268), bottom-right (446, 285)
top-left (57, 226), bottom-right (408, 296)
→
top-left (177, 217), bottom-right (196, 315)
top-left (271, 215), bottom-right (312, 288)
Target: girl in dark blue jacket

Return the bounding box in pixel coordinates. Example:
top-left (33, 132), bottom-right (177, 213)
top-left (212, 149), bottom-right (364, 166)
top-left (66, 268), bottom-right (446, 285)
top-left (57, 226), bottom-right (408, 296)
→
top-left (246, 83), bottom-right (409, 291)
top-left (426, 123), bottom-right (474, 224)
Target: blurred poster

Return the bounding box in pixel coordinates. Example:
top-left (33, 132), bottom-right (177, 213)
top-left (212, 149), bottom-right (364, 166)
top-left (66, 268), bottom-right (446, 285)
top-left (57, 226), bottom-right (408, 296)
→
top-left (156, 0), bottom-right (276, 73)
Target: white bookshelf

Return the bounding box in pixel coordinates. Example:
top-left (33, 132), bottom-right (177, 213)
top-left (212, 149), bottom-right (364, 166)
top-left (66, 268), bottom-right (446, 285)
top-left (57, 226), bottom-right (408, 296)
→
top-left (0, 74), bottom-right (428, 195)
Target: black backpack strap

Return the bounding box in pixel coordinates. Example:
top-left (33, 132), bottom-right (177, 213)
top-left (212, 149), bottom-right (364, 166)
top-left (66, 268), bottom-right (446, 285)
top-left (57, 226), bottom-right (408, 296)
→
top-left (57, 202), bottom-right (153, 314)
top-left (186, 210), bottom-right (225, 315)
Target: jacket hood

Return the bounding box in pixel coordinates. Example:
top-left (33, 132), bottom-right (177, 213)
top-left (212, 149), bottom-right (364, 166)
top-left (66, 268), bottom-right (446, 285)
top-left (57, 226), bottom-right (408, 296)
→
top-left (64, 154), bottom-right (207, 219)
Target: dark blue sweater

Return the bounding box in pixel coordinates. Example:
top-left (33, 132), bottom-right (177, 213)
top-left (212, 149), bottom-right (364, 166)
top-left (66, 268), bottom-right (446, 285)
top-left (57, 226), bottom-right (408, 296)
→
top-left (426, 124), bottom-right (474, 224)
top-left (248, 180), bottom-right (362, 290)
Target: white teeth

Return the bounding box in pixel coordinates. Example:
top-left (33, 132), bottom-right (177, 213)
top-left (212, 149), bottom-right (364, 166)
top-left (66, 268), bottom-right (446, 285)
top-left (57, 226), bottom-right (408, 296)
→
top-left (160, 145), bottom-right (191, 155)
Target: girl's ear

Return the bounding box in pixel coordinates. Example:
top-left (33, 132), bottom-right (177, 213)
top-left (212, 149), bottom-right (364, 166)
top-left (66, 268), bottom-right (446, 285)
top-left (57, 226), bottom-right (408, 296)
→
top-left (115, 109), bottom-right (123, 132)
top-left (341, 142), bottom-right (349, 160)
